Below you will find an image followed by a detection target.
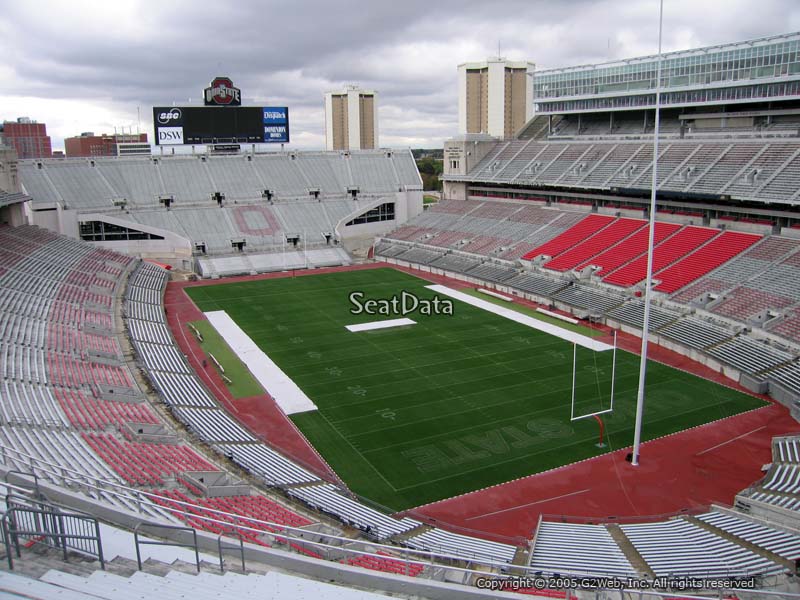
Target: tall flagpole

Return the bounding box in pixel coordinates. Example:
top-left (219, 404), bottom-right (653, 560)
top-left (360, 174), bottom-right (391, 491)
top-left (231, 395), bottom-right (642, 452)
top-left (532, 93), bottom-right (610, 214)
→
top-left (631, 0), bottom-right (665, 467)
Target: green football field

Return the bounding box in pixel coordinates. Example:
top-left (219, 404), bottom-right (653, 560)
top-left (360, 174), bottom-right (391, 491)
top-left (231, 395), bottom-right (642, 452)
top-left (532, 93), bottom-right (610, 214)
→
top-left (185, 268), bottom-right (765, 512)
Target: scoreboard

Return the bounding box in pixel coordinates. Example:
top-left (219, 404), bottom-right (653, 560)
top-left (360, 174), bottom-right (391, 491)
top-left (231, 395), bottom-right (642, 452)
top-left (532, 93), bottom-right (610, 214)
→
top-left (153, 106), bottom-right (289, 145)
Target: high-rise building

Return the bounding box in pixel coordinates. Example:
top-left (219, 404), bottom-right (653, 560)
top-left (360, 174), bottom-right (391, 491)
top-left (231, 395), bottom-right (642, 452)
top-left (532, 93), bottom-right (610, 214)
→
top-left (324, 86), bottom-right (378, 151)
top-left (65, 132), bottom-right (149, 157)
top-left (457, 58), bottom-right (535, 139)
top-left (1, 117), bottom-right (52, 159)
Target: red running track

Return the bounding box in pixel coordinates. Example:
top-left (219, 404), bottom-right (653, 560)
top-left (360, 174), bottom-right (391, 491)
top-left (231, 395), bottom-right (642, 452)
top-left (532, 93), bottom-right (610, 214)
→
top-left (166, 262), bottom-right (799, 541)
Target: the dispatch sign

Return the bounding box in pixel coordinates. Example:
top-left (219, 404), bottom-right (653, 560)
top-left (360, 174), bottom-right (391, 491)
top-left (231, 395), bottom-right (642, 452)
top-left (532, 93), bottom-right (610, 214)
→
top-left (263, 107), bottom-right (289, 143)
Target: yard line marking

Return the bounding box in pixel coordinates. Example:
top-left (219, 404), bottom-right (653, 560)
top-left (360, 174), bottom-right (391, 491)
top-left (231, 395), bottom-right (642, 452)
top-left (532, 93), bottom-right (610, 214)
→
top-left (317, 411), bottom-right (399, 492)
top-left (464, 489), bottom-right (592, 520)
top-left (695, 425), bottom-right (767, 456)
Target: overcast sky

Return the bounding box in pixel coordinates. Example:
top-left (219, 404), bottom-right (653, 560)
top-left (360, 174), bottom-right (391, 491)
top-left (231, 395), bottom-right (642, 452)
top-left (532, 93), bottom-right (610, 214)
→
top-left (2, 0), bottom-right (799, 152)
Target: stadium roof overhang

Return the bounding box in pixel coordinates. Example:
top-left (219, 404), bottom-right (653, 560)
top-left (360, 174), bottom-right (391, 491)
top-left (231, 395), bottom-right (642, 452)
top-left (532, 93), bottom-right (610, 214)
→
top-left (0, 191), bottom-right (30, 208)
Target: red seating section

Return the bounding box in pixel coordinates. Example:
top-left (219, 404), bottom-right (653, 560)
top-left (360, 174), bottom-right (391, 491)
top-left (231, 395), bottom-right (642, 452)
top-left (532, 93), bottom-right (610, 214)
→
top-left (82, 434), bottom-right (216, 486)
top-left (46, 323), bottom-right (120, 355)
top-left (603, 226), bottom-right (719, 287)
top-left (712, 288), bottom-right (794, 320)
top-left (152, 490), bottom-right (314, 550)
top-left (522, 214), bottom-right (615, 261)
top-left (460, 236), bottom-right (510, 255)
top-left (198, 495), bottom-right (312, 529)
top-left (518, 213), bottom-right (760, 293)
top-left (56, 389), bottom-right (159, 430)
top-left (428, 230), bottom-right (467, 248)
top-left (654, 231), bottom-right (761, 293)
top-left (517, 214), bottom-right (763, 293)
top-left (543, 218), bottom-right (645, 272)
top-left (577, 222), bottom-right (681, 276)
top-left (346, 551), bottom-right (425, 577)
top-left (47, 354), bottom-right (133, 389)
top-left (769, 308), bottom-right (800, 340)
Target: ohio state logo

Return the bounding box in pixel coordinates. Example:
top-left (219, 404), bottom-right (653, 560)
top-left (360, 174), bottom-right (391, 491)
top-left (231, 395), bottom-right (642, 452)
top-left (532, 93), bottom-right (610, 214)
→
top-left (204, 77), bottom-right (241, 106)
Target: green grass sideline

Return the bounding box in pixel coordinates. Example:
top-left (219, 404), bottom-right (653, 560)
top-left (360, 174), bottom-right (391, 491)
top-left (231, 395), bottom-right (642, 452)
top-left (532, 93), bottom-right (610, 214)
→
top-left (189, 319), bottom-right (265, 399)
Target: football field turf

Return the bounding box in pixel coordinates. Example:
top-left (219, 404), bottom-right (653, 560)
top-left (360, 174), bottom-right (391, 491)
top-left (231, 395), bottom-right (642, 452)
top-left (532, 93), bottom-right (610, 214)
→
top-left (186, 268), bottom-right (765, 512)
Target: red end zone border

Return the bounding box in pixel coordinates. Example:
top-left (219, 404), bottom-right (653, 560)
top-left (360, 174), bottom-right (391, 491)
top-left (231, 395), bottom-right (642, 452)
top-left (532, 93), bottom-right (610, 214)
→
top-left (165, 262), bottom-right (799, 541)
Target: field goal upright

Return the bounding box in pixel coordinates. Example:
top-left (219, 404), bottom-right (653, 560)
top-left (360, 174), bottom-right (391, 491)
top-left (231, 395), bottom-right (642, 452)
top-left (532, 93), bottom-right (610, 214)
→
top-left (569, 331), bottom-right (617, 447)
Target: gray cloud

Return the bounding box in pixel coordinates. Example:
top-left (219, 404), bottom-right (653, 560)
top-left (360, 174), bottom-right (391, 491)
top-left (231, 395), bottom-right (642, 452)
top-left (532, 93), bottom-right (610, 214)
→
top-left (2, 0), bottom-right (798, 150)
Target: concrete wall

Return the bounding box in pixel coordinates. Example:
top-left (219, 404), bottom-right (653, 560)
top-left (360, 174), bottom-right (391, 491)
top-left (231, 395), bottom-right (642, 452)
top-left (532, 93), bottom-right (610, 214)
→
top-left (0, 202), bottom-right (26, 226)
top-left (336, 191), bottom-right (421, 256)
top-left (736, 495), bottom-right (800, 533)
top-left (443, 181), bottom-right (468, 200)
top-left (0, 146), bottom-right (20, 192)
top-left (443, 138), bottom-right (497, 178)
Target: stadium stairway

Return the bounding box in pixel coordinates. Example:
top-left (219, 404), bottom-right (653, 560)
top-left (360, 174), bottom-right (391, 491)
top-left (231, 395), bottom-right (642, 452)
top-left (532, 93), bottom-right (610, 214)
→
top-left (604, 524), bottom-right (655, 578)
top-left (0, 545), bottom-right (398, 600)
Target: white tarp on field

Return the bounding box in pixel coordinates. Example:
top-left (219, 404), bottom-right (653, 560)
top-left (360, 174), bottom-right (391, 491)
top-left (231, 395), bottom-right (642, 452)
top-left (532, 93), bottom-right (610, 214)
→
top-left (345, 318), bottom-right (416, 332)
top-left (204, 310), bottom-right (317, 414)
top-left (425, 285), bottom-right (613, 352)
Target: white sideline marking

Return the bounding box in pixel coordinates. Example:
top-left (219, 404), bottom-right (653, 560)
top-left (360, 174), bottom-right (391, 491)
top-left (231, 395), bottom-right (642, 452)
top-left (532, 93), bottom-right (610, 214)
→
top-left (346, 318), bottom-right (417, 332)
top-left (425, 284), bottom-right (613, 352)
top-left (204, 310), bottom-right (318, 415)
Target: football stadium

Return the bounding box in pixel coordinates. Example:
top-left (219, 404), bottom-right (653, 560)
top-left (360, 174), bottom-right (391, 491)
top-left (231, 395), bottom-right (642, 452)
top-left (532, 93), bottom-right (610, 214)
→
top-left (3, 24), bottom-right (800, 600)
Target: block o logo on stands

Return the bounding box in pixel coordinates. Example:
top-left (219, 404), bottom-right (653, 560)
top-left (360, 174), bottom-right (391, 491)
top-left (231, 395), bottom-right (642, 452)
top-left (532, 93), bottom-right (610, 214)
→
top-left (157, 107), bottom-right (182, 125)
top-left (204, 77), bottom-right (241, 106)
top-left (157, 127), bottom-right (184, 145)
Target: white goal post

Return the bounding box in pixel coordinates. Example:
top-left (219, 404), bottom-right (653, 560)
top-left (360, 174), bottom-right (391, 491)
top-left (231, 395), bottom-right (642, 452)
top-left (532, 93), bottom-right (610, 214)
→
top-left (570, 331), bottom-right (617, 422)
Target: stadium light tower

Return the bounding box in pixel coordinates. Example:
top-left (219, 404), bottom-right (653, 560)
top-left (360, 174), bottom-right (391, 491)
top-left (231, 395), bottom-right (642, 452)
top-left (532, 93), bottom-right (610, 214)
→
top-left (631, 0), bottom-right (665, 467)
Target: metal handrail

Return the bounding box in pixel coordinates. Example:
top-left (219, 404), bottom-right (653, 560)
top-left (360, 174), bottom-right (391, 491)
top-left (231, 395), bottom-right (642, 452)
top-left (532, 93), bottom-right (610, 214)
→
top-left (134, 522), bottom-right (199, 573)
top-left (217, 532), bottom-right (245, 573)
top-left (1, 503), bottom-right (104, 571)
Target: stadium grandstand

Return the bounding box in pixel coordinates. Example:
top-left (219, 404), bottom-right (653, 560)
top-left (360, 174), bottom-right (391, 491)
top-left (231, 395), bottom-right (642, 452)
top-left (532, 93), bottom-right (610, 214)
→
top-left (4, 31), bottom-right (800, 600)
top-left (16, 150), bottom-right (423, 277)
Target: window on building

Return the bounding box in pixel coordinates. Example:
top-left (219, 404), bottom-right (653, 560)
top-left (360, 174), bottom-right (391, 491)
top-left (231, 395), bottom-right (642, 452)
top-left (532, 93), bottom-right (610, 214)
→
top-left (345, 202), bottom-right (395, 226)
top-left (79, 221), bottom-right (164, 242)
